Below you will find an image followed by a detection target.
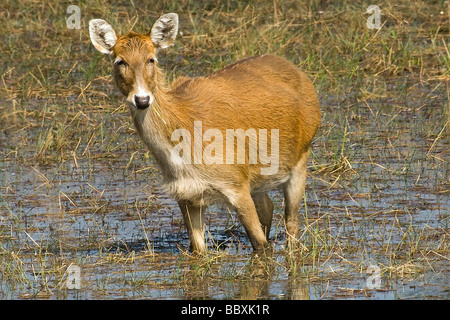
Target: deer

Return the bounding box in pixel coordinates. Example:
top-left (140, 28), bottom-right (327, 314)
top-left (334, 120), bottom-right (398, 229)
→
top-left (89, 13), bottom-right (320, 254)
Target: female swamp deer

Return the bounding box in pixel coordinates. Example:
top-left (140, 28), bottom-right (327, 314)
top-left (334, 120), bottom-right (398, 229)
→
top-left (89, 13), bottom-right (320, 253)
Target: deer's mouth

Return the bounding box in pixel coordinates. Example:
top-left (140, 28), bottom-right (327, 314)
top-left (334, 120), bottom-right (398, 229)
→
top-left (127, 89), bottom-right (154, 110)
top-left (134, 95), bottom-right (151, 109)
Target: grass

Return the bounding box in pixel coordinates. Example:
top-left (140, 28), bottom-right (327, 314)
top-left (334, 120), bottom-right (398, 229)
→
top-left (0, 0), bottom-right (449, 299)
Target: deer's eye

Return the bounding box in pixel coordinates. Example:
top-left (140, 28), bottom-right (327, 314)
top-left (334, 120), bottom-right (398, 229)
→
top-left (114, 59), bottom-right (126, 67)
top-left (148, 58), bottom-right (156, 64)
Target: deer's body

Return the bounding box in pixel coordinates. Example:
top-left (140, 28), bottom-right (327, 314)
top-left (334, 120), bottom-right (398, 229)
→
top-left (89, 14), bottom-right (320, 253)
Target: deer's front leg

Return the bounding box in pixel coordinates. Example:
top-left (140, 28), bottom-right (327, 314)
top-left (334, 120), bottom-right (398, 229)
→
top-left (178, 201), bottom-right (205, 253)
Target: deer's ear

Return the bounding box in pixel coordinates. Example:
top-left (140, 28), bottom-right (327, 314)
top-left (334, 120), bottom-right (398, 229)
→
top-left (89, 19), bottom-right (117, 55)
top-left (150, 13), bottom-right (179, 51)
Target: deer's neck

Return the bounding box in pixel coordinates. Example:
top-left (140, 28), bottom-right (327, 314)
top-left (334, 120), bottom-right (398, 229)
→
top-left (129, 69), bottom-right (187, 178)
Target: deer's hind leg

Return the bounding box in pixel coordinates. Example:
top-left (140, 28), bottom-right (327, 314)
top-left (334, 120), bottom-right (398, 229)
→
top-left (283, 148), bottom-right (310, 244)
top-left (223, 187), bottom-right (268, 252)
top-left (252, 192), bottom-right (274, 240)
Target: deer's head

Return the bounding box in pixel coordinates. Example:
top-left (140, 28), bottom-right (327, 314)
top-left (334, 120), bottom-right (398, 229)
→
top-left (89, 13), bottom-right (178, 109)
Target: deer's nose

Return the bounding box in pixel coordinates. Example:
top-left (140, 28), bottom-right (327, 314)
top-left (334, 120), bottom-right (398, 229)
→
top-left (134, 95), bottom-right (150, 109)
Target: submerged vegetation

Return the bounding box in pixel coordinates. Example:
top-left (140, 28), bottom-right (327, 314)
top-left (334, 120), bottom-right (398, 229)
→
top-left (0, 0), bottom-right (448, 299)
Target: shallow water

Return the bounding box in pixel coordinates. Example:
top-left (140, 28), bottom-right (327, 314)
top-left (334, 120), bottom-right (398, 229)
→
top-left (0, 81), bottom-right (449, 300)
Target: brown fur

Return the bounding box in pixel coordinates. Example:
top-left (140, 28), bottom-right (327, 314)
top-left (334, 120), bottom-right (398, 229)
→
top-left (107, 31), bottom-right (320, 253)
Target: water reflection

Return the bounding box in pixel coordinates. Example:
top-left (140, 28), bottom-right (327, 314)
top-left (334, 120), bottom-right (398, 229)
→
top-left (180, 253), bottom-right (310, 300)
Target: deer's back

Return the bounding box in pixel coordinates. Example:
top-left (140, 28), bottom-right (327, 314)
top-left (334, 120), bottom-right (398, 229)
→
top-left (169, 54), bottom-right (320, 157)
